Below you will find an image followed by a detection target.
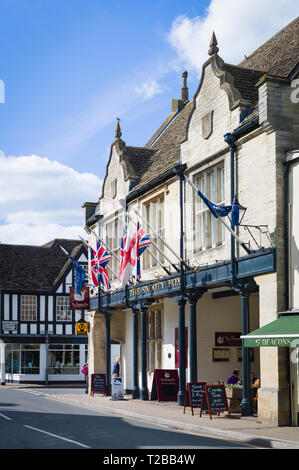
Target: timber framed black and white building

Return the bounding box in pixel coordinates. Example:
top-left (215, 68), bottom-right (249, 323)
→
top-left (0, 239), bottom-right (88, 384)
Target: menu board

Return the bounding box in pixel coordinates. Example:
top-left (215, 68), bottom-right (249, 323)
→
top-left (200, 384), bottom-right (231, 419)
top-left (183, 382), bottom-right (206, 416)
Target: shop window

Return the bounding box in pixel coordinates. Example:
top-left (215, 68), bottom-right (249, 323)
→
top-left (5, 344), bottom-right (40, 374)
top-left (21, 295), bottom-right (37, 321)
top-left (147, 309), bottom-right (162, 372)
top-left (193, 163), bottom-right (225, 251)
top-left (142, 195), bottom-right (164, 269)
top-left (48, 344), bottom-right (80, 374)
top-left (56, 296), bottom-right (71, 321)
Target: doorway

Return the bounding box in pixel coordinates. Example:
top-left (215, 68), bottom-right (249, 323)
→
top-left (111, 342), bottom-right (121, 378)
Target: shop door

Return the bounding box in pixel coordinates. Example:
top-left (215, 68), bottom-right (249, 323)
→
top-left (290, 347), bottom-right (299, 426)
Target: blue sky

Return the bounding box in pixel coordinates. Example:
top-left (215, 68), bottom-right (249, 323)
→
top-left (0, 0), bottom-right (298, 245)
top-left (0, 0), bottom-right (209, 173)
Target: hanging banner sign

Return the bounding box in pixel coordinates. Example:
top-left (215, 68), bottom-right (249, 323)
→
top-left (150, 369), bottom-right (179, 402)
top-left (70, 286), bottom-right (90, 310)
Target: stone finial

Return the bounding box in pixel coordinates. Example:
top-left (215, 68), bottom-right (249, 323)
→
top-left (181, 70), bottom-right (189, 102)
top-left (115, 118), bottom-right (122, 139)
top-left (208, 31), bottom-right (219, 56)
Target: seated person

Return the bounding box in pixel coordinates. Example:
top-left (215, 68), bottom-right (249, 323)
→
top-left (250, 371), bottom-right (257, 385)
top-left (226, 368), bottom-right (240, 385)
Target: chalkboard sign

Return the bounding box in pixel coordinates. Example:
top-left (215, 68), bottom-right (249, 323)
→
top-left (91, 373), bottom-right (106, 396)
top-left (150, 369), bottom-right (179, 402)
top-left (183, 382), bottom-right (206, 416)
top-left (200, 384), bottom-right (230, 420)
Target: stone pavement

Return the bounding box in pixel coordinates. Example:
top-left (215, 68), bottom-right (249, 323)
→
top-left (1, 383), bottom-right (298, 449)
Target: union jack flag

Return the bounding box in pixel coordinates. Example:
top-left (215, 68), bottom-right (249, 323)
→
top-left (136, 221), bottom-right (151, 280)
top-left (90, 241), bottom-right (111, 290)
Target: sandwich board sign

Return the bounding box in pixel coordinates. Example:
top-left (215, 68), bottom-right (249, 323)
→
top-left (111, 377), bottom-right (124, 400)
top-left (183, 382), bottom-right (207, 416)
top-left (200, 384), bottom-right (231, 419)
top-left (90, 373), bottom-right (106, 396)
top-left (150, 369), bottom-right (179, 401)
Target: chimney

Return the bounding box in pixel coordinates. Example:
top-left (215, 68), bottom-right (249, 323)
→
top-left (172, 71), bottom-right (189, 112)
top-left (181, 71), bottom-right (189, 102)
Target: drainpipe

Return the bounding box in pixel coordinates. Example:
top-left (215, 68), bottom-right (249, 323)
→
top-left (283, 152), bottom-right (299, 425)
top-left (174, 163), bottom-right (187, 406)
top-left (224, 117), bottom-right (259, 417)
top-left (283, 153), bottom-right (299, 311)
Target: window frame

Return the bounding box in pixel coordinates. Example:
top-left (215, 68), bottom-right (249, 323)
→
top-left (56, 296), bottom-right (72, 321)
top-left (193, 162), bottom-right (225, 252)
top-left (142, 194), bottom-right (165, 269)
top-left (20, 295), bottom-right (37, 321)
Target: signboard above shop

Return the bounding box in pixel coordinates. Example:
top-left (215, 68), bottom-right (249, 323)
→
top-left (2, 321), bottom-right (18, 332)
top-left (215, 332), bottom-right (241, 347)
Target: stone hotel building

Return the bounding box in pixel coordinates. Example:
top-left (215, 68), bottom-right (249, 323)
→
top-left (83, 18), bottom-right (299, 426)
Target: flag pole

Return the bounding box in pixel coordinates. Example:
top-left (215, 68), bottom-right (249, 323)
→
top-left (184, 175), bottom-right (251, 254)
top-left (121, 211), bottom-right (179, 274)
top-left (130, 206), bottom-right (189, 269)
top-left (119, 215), bottom-right (172, 276)
top-left (79, 235), bottom-right (119, 282)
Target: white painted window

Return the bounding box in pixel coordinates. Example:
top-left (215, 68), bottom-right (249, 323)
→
top-left (142, 195), bottom-right (164, 269)
top-left (193, 163), bottom-right (225, 251)
top-left (105, 215), bottom-right (121, 280)
top-left (56, 296), bottom-right (71, 321)
top-left (21, 295), bottom-right (37, 321)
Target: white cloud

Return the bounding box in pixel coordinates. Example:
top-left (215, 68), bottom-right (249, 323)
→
top-left (135, 80), bottom-right (164, 100)
top-left (167, 0), bottom-right (299, 75)
top-left (0, 151), bottom-right (102, 245)
top-left (0, 223), bottom-right (86, 246)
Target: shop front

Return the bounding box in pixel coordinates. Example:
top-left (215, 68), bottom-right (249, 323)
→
top-left (242, 311), bottom-right (299, 426)
top-left (2, 336), bottom-right (88, 384)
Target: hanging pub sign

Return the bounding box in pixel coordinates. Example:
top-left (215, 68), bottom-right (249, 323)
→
top-left (150, 369), bottom-right (179, 402)
top-left (75, 320), bottom-right (88, 336)
top-left (70, 286), bottom-right (90, 310)
top-left (200, 384), bottom-right (231, 420)
top-left (183, 382), bottom-right (207, 416)
top-left (91, 373), bottom-right (106, 396)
